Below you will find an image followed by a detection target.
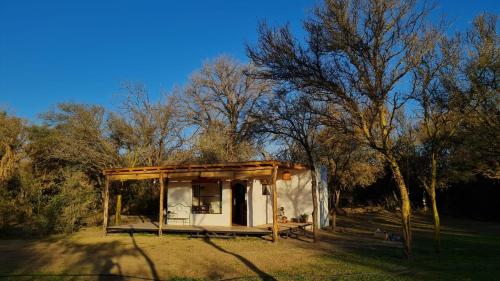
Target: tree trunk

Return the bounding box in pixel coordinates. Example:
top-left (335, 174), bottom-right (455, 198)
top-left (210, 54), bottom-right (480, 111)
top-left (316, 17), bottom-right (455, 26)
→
top-left (388, 157), bottom-right (412, 259)
top-left (157, 139), bottom-right (164, 166)
top-left (430, 152), bottom-right (441, 253)
top-left (310, 166), bottom-right (319, 243)
top-left (327, 175), bottom-right (335, 230)
top-left (271, 165), bottom-right (279, 242)
top-left (332, 209), bottom-right (336, 231)
top-left (332, 190), bottom-right (341, 230)
top-left (335, 190), bottom-right (341, 207)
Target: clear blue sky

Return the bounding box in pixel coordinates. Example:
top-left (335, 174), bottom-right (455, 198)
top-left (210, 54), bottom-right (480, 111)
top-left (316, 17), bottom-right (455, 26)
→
top-left (1, 0), bottom-right (498, 121)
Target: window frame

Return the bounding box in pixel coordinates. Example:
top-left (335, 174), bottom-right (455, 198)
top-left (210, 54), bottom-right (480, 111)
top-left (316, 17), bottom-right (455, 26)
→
top-left (191, 181), bottom-right (222, 214)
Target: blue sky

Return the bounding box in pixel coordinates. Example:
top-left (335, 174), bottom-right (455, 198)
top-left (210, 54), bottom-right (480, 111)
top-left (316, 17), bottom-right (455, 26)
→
top-left (1, 0), bottom-right (498, 121)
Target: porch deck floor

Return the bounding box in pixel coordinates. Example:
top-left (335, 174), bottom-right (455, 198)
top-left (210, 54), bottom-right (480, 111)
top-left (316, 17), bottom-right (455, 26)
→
top-left (106, 222), bottom-right (311, 236)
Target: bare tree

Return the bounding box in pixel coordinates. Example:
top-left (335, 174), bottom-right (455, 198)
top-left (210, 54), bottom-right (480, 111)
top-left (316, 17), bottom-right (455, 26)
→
top-left (182, 56), bottom-right (270, 162)
top-left (109, 83), bottom-right (185, 167)
top-left (254, 92), bottom-right (321, 242)
top-left (248, 0), bottom-right (436, 258)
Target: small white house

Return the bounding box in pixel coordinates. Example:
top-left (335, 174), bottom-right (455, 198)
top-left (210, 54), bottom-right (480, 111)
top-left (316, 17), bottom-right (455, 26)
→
top-left (103, 161), bottom-right (329, 234)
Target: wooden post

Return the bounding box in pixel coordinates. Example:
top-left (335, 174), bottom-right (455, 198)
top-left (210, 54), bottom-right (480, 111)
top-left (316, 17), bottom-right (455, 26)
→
top-left (228, 180), bottom-right (232, 226)
top-left (159, 172), bottom-right (165, 236)
top-left (103, 176), bottom-right (110, 234)
top-left (115, 194), bottom-right (122, 225)
top-left (271, 164), bottom-right (279, 242)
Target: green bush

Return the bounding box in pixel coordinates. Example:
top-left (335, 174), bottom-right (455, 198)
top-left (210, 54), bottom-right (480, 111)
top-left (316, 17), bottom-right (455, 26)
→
top-left (53, 171), bottom-right (100, 233)
top-left (0, 169), bottom-right (101, 236)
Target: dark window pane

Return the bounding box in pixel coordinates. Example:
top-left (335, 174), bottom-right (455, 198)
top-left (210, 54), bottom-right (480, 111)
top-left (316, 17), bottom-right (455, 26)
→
top-left (192, 182), bottom-right (222, 214)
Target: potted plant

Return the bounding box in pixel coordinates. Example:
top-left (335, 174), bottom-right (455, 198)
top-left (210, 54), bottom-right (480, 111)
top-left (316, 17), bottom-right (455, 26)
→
top-left (300, 213), bottom-right (309, 223)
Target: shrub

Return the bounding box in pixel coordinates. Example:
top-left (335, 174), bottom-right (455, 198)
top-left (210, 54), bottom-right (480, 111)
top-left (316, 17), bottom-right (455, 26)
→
top-left (0, 169), bottom-right (100, 236)
top-left (50, 171), bottom-right (100, 233)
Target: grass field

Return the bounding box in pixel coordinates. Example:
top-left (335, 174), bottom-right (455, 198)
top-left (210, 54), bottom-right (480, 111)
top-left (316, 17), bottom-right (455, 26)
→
top-left (0, 211), bottom-right (499, 281)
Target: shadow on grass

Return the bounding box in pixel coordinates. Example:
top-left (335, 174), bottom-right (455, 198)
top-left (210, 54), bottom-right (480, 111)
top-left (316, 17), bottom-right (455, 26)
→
top-left (2, 212), bottom-right (499, 281)
top-left (202, 236), bottom-right (277, 281)
top-left (129, 232), bottom-right (160, 281)
top-left (306, 212), bottom-right (500, 281)
top-left (0, 233), bottom-right (165, 280)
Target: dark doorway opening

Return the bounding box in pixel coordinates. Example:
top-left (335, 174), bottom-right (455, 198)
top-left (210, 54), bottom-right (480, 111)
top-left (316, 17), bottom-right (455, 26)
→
top-left (232, 182), bottom-right (247, 226)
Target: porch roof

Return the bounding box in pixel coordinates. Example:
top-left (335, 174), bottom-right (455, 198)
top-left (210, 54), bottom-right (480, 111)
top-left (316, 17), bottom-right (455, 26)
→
top-left (103, 160), bottom-right (308, 181)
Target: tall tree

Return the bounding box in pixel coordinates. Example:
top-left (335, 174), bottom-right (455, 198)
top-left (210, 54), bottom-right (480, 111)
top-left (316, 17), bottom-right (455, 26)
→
top-left (183, 56), bottom-right (270, 162)
top-left (248, 0), bottom-right (436, 258)
top-left (450, 14), bottom-right (499, 180)
top-left (109, 83), bottom-right (185, 167)
top-left (254, 92), bottom-right (321, 242)
top-left (412, 33), bottom-right (464, 253)
top-left (35, 103), bottom-right (120, 186)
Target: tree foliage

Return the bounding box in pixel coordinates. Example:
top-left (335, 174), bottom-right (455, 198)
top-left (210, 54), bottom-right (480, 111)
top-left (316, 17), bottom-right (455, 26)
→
top-left (450, 14), bottom-right (500, 180)
top-left (109, 83), bottom-right (185, 167)
top-left (183, 56), bottom-right (270, 162)
top-left (35, 103), bottom-right (120, 182)
top-left (247, 0), bottom-right (437, 258)
top-left (254, 91), bottom-right (322, 241)
top-left (0, 112), bottom-right (26, 185)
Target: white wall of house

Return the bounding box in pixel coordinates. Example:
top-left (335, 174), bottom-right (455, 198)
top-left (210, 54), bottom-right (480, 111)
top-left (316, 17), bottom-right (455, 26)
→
top-left (166, 168), bottom-right (329, 228)
top-left (277, 170), bottom-right (314, 224)
top-left (248, 170), bottom-right (313, 227)
top-left (247, 179), bottom-right (272, 226)
top-left (166, 181), bottom-right (231, 227)
top-left (248, 169), bottom-right (329, 228)
top-left (167, 181), bottom-right (191, 206)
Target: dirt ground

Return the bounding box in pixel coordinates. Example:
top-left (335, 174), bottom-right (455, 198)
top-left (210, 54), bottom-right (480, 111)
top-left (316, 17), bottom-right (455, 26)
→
top-left (0, 211), bottom-right (499, 281)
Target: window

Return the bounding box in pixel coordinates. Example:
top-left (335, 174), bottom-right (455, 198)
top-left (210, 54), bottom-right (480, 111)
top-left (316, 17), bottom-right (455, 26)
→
top-left (192, 181), bottom-right (222, 214)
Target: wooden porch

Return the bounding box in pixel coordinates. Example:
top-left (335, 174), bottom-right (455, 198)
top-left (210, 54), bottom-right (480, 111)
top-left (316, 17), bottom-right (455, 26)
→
top-left (102, 161), bottom-right (309, 242)
top-left (106, 222), bottom-right (312, 238)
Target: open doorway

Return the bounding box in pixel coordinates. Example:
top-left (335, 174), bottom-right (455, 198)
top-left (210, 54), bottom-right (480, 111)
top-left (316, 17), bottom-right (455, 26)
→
top-left (231, 182), bottom-right (247, 226)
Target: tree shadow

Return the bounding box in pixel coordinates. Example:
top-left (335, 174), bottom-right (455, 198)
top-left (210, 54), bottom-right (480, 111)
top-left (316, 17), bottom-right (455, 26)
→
top-left (0, 234), bottom-right (162, 281)
top-left (202, 237), bottom-right (277, 281)
top-left (286, 229), bottom-right (315, 243)
top-left (280, 173), bottom-right (310, 220)
top-left (129, 232), bottom-right (160, 281)
top-left (97, 258), bottom-right (124, 281)
top-left (291, 211), bottom-right (500, 280)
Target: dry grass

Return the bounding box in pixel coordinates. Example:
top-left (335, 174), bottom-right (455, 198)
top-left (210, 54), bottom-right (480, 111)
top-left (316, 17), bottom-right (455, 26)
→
top-left (0, 211), bottom-right (499, 280)
top-left (0, 228), bottom-right (322, 280)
